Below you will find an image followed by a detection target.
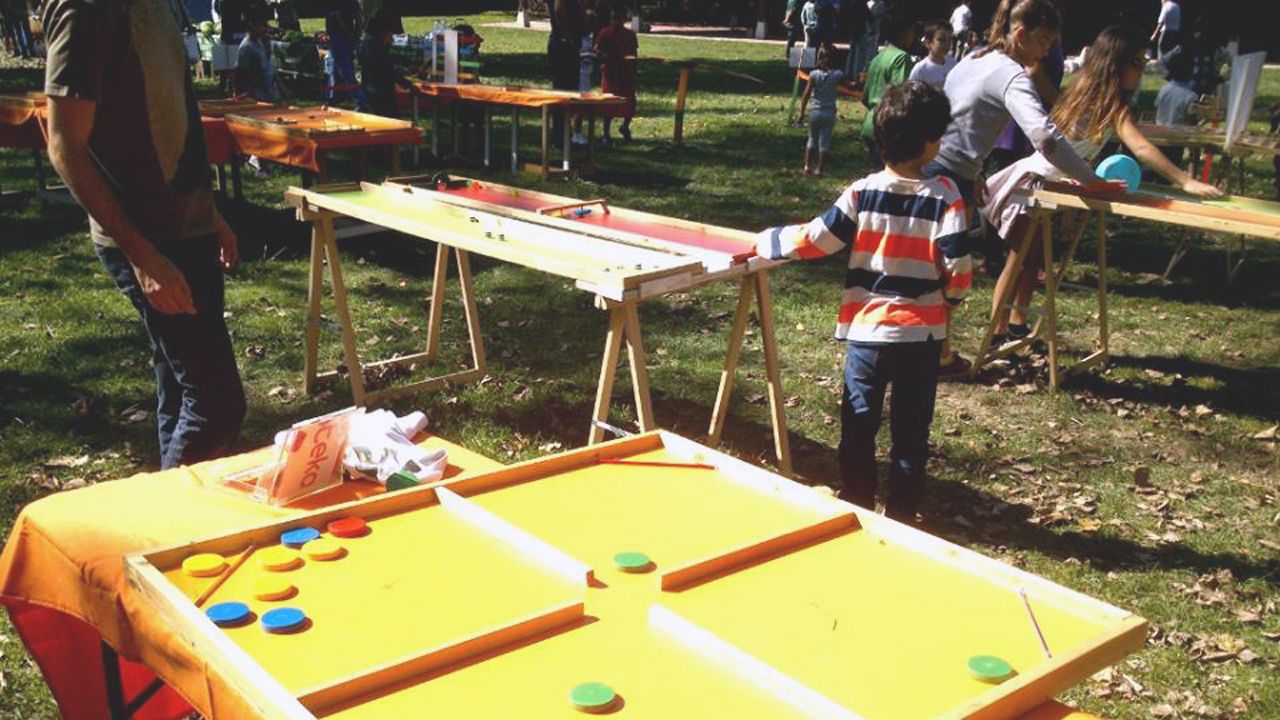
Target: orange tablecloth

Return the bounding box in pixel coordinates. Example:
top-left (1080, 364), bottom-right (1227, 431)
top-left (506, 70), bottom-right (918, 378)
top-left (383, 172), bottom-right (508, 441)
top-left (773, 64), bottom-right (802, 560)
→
top-left (402, 81), bottom-right (625, 110)
top-left (0, 101), bottom-right (47, 150)
top-left (223, 109), bottom-right (422, 173)
top-left (0, 435), bottom-right (502, 720)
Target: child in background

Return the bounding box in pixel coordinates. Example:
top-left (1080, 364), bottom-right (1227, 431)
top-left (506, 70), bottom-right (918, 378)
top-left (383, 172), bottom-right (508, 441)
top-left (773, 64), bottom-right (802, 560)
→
top-left (910, 21), bottom-right (957, 89)
top-left (572, 6), bottom-right (597, 147)
top-left (924, 0), bottom-right (1106, 373)
top-left (859, 10), bottom-right (918, 170)
top-left (981, 25), bottom-right (1221, 345)
top-left (756, 81), bottom-right (971, 522)
top-left (797, 46), bottom-right (844, 176)
top-left (594, 1), bottom-right (638, 144)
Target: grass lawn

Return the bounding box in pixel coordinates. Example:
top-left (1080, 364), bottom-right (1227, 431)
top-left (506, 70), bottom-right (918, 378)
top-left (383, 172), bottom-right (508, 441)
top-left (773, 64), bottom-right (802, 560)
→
top-left (0, 12), bottom-right (1276, 718)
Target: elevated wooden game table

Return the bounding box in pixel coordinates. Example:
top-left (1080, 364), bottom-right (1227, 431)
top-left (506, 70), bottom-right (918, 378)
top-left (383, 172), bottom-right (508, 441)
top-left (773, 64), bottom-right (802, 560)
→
top-left (223, 106), bottom-right (422, 184)
top-left (400, 81), bottom-right (626, 178)
top-left (972, 180), bottom-right (1280, 388)
top-left (285, 175), bottom-right (793, 471)
top-left (0, 91), bottom-right (70, 203)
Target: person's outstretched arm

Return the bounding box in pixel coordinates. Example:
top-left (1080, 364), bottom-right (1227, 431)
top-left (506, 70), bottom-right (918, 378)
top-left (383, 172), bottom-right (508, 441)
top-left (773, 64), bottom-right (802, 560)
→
top-left (1114, 108), bottom-right (1222, 197)
top-left (755, 184), bottom-right (859, 260)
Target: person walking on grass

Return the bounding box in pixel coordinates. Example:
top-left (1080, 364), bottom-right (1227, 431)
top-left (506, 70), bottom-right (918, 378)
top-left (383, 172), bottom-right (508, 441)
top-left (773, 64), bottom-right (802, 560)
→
top-left (43, 0), bottom-right (247, 469)
top-left (594, 1), bottom-right (637, 145)
top-left (797, 46), bottom-right (844, 176)
top-left (756, 81), bottom-right (971, 523)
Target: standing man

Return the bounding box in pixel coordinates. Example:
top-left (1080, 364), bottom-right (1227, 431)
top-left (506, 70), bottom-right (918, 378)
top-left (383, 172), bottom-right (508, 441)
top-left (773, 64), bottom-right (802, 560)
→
top-left (548, 0), bottom-right (583, 147)
top-left (42, 0), bottom-right (247, 469)
top-left (1151, 0), bottom-right (1181, 60)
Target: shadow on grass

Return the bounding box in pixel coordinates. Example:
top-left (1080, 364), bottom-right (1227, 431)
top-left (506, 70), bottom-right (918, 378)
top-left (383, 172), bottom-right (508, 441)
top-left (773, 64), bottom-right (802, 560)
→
top-left (923, 458), bottom-right (1280, 586)
top-left (1069, 354), bottom-right (1280, 423)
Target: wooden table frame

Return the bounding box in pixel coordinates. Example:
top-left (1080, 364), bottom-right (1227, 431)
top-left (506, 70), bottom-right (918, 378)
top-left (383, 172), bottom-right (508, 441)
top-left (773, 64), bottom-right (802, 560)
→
top-left (286, 179), bottom-right (792, 473)
top-left (409, 87), bottom-right (622, 179)
top-left (972, 182), bottom-right (1280, 389)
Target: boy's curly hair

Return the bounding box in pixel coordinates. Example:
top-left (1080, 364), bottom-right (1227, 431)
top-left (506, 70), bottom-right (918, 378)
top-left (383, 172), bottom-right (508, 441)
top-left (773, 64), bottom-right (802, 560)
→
top-left (874, 80), bottom-right (951, 165)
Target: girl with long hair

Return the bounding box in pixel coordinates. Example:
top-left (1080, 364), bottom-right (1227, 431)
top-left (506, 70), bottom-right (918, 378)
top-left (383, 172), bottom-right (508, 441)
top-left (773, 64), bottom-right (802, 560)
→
top-left (980, 24), bottom-right (1222, 345)
top-left (923, 0), bottom-right (1107, 373)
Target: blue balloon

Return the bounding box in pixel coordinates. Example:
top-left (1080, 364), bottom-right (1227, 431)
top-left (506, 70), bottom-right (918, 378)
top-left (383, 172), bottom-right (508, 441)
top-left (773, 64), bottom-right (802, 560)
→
top-left (1096, 154), bottom-right (1141, 192)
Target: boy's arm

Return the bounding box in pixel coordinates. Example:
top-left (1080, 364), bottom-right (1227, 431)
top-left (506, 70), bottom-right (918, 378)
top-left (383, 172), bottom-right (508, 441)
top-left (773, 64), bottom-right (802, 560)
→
top-left (755, 186), bottom-right (858, 261)
top-left (935, 194), bottom-right (972, 304)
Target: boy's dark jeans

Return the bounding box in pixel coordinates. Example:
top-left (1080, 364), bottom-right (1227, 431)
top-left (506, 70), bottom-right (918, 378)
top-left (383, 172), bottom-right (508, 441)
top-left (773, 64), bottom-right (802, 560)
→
top-left (838, 339), bottom-right (941, 521)
top-left (96, 235), bottom-right (247, 470)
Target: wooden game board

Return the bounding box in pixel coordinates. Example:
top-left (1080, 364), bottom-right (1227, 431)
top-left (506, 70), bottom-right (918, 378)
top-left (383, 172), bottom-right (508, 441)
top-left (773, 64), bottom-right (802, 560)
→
top-left (125, 432), bottom-right (1147, 720)
top-left (285, 176), bottom-right (790, 470)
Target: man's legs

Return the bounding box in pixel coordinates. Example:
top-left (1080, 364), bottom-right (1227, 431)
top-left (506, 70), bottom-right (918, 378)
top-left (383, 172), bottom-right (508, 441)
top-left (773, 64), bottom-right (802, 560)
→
top-left (96, 236), bottom-right (246, 469)
top-left (838, 342), bottom-right (888, 509)
top-left (884, 340), bottom-right (941, 521)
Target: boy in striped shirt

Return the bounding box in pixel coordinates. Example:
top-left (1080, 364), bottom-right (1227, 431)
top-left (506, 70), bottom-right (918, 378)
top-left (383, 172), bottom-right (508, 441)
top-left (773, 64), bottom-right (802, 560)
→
top-left (756, 81), bottom-right (972, 522)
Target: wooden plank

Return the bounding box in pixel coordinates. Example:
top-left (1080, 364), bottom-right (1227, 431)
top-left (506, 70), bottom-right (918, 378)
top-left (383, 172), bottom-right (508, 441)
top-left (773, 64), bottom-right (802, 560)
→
top-left (1028, 183), bottom-right (1280, 240)
top-left (303, 224), bottom-right (325, 395)
top-left (424, 243), bottom-right (450, 362)
top-left (754, 273), bottom-right (793, 473)
top-left (622, 301), bottom-right (656, 432)
top-left (649, 605), bottom-right (862, 720)
top-left (588, 306), bottom-right (627, 445)
top-left (455, 249), bottom-right (488, 375)
top-left (708, 276), bottom-right (755, 444)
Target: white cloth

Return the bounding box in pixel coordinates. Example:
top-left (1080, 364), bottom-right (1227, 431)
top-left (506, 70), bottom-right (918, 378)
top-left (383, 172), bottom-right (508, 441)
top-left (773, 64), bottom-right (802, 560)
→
top-left (289, 409), bottom-right (446, 485)
top-left (909, 55), bottom-right (956, 88)
top-left (949, 4), bottom-right (972, 35)
top-left (981, 133), bottom-right (1105, 241)
top-left (1157, 1), bottom-right (1181, 33)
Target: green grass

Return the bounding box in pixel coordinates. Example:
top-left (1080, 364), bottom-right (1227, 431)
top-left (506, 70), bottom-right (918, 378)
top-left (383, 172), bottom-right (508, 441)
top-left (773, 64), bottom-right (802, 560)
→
top-left (1, 14), bottom-right (1277, 718)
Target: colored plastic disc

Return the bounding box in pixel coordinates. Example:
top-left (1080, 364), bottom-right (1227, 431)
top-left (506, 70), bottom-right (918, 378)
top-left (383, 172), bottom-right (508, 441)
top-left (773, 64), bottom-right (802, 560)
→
top-left (252, 577), bottom-right (296, 601)
top-left (569, 682), bottom-right (617, 713)
top-left (261, 607), bottom-right (308, 633)
top-left (206, 601), bottom-right (251, 627)
top-left (1096, 154), bottom-right (1141, 192)
top-left (182, 553), bottom-right (227, 578)
top-left (968, 655), bottom-right (1015, 683)
top-left (386, 471), bottom-right (420, 492)
top-left (303, 537), bottom-right (344, 561)
top-left (327, 516), bottom-right (369, 538)
top-left (613, 551), bottom-right (652, 573)
top-left (258, 546), bottom-right (302, 572)
top-left (280, 527), bottom-right (321, 548)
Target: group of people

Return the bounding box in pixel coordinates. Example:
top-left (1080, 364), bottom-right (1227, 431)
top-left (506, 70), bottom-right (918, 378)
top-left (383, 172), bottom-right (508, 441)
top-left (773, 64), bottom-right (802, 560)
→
top-left (768, 0), bottom-right (1225, 522)
top-left (549, 0), bottom-right (639, 147)
top-left (1, 0), bottom-right (35, 59)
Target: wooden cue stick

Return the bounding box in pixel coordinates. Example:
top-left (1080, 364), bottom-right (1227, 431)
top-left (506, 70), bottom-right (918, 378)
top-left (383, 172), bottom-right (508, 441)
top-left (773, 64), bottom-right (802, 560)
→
top-left (1019, 587), bottom-right (1052, 659)
top-left (194, 541), bottom-right (257, 608)
top-left (598, 458), bottom-right (715, 470)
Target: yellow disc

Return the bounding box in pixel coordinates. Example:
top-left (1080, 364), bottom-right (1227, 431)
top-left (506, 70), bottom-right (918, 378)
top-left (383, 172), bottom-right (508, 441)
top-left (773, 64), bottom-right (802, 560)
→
top-left (252, 576), bottom-right (296, 601)
top-left (258, 546), bottom-right (302, 572)
top-left (182, 553), bottom-right (227, 578)
top-left (303, 537), bottom-right (344, 561)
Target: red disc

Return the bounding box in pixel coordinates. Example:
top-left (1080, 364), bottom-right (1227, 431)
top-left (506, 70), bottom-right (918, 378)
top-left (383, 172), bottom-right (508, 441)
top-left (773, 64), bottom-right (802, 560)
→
top-left (327, 516), bottom-right (368, 538)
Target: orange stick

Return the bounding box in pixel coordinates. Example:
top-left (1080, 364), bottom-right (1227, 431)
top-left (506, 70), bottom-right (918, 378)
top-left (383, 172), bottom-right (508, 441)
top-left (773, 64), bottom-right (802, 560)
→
top-left (598, 458), bottom-right (715, 470)
top-left (194, 542), bottom-right (257, 608)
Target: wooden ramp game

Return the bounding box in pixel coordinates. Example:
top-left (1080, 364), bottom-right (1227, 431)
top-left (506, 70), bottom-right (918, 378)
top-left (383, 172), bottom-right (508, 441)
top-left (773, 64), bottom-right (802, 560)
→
top-left (972, 180), bottom-right (1280, 388)
top-left (224, 107), bottom-right (422, 181)
top-left (285, 176), bottom-right (792, 470)
top-left (126, 432), bottom-right (1147, 719)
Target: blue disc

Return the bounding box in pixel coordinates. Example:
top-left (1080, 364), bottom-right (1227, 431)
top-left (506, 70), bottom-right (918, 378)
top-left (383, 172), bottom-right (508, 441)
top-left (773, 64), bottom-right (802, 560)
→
top-left (261, 607), bottom-right (307, 633)
top-left (280, 527), bottom-right (321, 548)
top-left (206, 601), bottom-right (251, 627)
top-left (1096, 154), bottom-right (1141, 192)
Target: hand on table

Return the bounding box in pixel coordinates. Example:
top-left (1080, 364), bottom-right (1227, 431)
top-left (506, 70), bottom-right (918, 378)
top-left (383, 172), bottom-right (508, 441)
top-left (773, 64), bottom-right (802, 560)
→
top-left (1181, 177), bottom-right (1224, 198)
top-left (132, 253), bottom-right (196, 315)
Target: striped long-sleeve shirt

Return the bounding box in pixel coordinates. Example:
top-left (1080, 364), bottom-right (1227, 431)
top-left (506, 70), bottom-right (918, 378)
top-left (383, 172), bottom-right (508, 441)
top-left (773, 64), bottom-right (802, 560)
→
top-left (756, 171), bottom-right (972, 344)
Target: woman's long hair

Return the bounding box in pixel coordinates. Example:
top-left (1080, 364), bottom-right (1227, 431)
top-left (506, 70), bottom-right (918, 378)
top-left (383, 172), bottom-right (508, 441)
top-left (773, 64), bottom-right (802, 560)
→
top-left (1051, 25), bottom-right (1147, 142)
top-left (979, 0), bottom-right (1060, 57)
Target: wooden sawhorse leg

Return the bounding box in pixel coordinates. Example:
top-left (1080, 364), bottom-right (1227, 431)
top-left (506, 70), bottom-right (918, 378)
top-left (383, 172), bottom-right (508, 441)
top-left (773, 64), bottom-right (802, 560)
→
top-left (707, 272), bottom-right (793, 474)
top-left (302, 212), bottom-right (486, 405)
top-left (589, 300), bottom-right (655, 445)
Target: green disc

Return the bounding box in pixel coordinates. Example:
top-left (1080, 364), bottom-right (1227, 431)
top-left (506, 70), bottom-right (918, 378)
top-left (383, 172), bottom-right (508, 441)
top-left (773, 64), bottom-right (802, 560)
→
top-left (386, 471), bottom-right (420, 492)
top-left (569, 682), bottom-right (616, 712)
top-left (967, 655), bottom-right (1014, 683)
top-left (613, 551), bottom-right (652, 573)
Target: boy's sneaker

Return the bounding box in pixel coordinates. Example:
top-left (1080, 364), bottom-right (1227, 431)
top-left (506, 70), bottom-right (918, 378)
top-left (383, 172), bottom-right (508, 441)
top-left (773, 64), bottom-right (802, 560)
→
top-left (938, 352), bottom-right (972, 378)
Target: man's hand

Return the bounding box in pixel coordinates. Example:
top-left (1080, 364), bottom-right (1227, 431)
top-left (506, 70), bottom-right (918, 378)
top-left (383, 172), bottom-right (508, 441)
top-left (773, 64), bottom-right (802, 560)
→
top-left (132, 253), bottom-right (196, 315)
top-left (214, 211), bottom-right (239, 269)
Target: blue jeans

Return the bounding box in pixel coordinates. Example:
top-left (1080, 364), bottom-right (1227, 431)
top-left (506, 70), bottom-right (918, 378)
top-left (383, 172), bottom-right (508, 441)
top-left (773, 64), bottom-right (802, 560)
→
top-left (96, 236), bottom-right (246, 469)
top-left (838, 340), bottom-right (940, 521)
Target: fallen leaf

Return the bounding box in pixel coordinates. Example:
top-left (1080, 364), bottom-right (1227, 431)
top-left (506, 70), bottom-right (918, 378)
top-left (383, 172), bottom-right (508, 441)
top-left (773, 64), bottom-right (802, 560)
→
top-left (1251, 425), bottom-right (1278, 441)
top-left (1150, 704), bottom-right (1176, 718)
